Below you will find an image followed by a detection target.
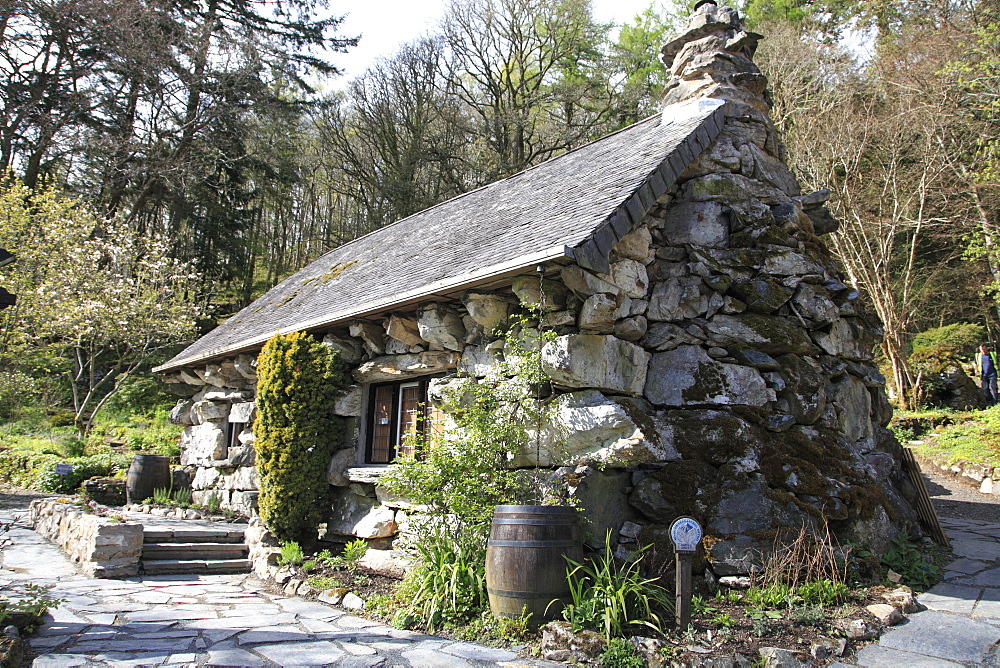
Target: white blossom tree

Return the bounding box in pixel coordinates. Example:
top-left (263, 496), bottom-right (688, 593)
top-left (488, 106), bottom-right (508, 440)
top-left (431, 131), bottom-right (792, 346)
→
top-left (0, 178), bottom-right (202, 432)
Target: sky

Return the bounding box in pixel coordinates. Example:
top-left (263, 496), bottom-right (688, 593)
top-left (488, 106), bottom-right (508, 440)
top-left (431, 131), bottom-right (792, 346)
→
top-left (329, 0), bottom-right (664, 82)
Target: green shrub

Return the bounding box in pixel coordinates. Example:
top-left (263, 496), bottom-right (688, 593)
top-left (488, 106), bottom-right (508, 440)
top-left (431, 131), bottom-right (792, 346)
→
top-left (173, 487), bottom-right (192, 505)
top-left (18, 452), bottom-right (131, 493)
top-left (745, 582), bottom-right (797, 609)
top-left (342, 539), bottom-right (368, 567)
top-left (797, 578), bottom-right (849, 605)
top-left (563, 536), bottom-right (673, 640)
top-left (255, 331), bottom-right (348, 542)
top-left (911, 322), bottom-right (983, 357)
top-left (152, 487), bottom-right (173, 505)
top-left (278, 541), bottom-right (304, 566)
top-left (101, 374), bottom-right (177, 416)
top-left (454, 609), bottom-right (531, 645)
top-left (307, 575), bottom-right (339, 590)
top-left (396, 523), bottom-right (488, 633)
top-left (881, 534), bottom-right (939, 588)
top-left (205, 491), bottom-right (222, 513)
top-left (599, 638), bottom-right (644, 668)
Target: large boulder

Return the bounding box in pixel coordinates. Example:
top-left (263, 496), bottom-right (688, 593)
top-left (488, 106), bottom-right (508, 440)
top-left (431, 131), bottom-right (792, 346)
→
top-left (706, 313), bottom-right (818, 355)
top-left (349, 321), bottom-right (386, 356)
top-left (514, 390), bottom-right (677, 467)
top-left (776, 354), bottom-right (827, 424)
top-left (180, 423), bottom-right (226, 465)
top-left (417, 304), bottom-right (466, 351)
top-left (169, 399), bottom-right (195, 426)
top-left (334, 386), bottom-right (363, 417)
top-left (322, 333), bottom-right (364, 364)
top-left (323, 488), bottom-right (397, 539)
top-left (385, 315), bottom-right (424, 347)
top-left (568, 467), bottom-right (633, 548)
top-left (512, 275), bottom-right (568, 310)
top-left (192, 400), bottom-right (228, 423)
top-left (644, 345), bottom-right (771, 407)
top-left (657, 200), bottom-right (730, 246)
top-left (353, 351), bottom-right (459, 383)
top-left (541, 335), bottom-right (649, 395)
top-left (462, 292), bottom-right (511, 334)
top-left (609, 259), bottom-right (649, 299)
top-left (647, 277), bottom-right (711, 322)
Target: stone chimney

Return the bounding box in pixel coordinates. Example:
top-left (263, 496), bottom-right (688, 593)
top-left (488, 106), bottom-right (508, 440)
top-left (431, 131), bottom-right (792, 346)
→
top-left (660, 0), bottom-right (770, 113)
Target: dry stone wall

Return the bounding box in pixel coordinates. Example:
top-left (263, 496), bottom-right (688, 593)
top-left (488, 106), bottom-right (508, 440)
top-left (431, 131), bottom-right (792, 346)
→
top-left (30, 498), bottom-right (143, 578)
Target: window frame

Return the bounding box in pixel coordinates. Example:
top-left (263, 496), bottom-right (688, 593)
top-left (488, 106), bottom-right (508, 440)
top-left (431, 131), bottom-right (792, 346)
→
top-left (226, 420), bottom-right (246, 450)
top-left (363, 376), bottom-right (443, 464)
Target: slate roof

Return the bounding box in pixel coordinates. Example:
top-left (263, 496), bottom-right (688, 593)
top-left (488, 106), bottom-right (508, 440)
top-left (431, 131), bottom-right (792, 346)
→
top-left (156, 99), bottom-right (726, 373)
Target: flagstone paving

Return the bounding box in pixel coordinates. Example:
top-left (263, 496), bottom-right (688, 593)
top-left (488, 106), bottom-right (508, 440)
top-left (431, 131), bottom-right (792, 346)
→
top-left (844, 472), bottom-right (1000, 667)
top-left (0, 502), bottom-right (549, 667)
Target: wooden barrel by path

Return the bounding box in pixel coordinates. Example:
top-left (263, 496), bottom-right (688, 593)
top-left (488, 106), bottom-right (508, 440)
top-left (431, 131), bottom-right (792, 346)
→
top-left (125, 454), bottom-right (171, 505)
top-left (486, 505), bottom-right (581, 624)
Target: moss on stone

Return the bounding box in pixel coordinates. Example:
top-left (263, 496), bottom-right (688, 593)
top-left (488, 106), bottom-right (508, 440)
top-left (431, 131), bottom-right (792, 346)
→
top-left (681, 358), bottom-right (727, 404)
top-left (840, 483), bottom-right (893, 522)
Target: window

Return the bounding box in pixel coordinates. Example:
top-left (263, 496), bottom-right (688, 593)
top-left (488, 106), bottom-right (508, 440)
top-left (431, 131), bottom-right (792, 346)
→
top-left (365, 378), bottom-right (445, 464)
top-left (226, 421), bottom-right (246, 449)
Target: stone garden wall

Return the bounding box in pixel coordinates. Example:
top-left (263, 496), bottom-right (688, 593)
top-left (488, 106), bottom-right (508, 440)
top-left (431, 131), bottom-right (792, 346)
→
top-left (161, 356), bottom-right (261, 515)
top-left (30, 498), bottom-right (143, 578)
top-left (159, 2), bottom-right (921, 574)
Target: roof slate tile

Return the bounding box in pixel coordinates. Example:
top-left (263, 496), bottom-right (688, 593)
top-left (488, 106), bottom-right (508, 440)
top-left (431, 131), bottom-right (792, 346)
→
top-left (157, 100), bottom-right (724, 372)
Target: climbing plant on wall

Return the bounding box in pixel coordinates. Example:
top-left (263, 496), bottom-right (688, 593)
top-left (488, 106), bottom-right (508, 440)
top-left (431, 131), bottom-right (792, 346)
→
top-left (255, 331), bottom-right (348, 541)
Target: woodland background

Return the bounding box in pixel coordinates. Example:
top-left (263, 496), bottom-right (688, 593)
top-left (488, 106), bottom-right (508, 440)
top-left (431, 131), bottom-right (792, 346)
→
top-left (1, 0), bottom-right (999, 426)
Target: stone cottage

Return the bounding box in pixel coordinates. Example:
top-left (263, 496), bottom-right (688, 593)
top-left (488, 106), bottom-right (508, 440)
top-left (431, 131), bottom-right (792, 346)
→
top-left (155, 2), bottom-right (920, 573)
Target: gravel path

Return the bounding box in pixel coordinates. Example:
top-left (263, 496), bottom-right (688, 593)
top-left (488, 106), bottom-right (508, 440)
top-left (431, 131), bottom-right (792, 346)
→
top-left (923, 465), bottom-right (1000, 524)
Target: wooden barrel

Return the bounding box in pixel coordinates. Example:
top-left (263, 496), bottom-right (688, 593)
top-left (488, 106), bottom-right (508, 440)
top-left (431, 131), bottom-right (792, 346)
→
top-left (125, 454), bottom-right (171, 504)
top-left (486, 505), bottom-right (581, 623)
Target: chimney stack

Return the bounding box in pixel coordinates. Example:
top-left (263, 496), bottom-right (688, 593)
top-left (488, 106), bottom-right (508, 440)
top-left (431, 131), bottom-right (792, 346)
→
top-left (660, 2), bottom-right (770, 113)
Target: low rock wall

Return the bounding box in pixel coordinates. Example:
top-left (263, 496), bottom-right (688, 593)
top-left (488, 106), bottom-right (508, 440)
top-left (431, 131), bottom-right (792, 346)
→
top-left (915, 450), bottom-right (1000, 495)
top-left (30, 498), bottom-right (143, 578)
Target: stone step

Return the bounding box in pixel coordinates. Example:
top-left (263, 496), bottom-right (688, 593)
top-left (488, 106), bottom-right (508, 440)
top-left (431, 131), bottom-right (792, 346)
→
top-left (143, 528), bottom-right (246, 544)
top-left (140, 558), bottom-right (251, 575)
top-left (142, 542), bottom-right (248, 560)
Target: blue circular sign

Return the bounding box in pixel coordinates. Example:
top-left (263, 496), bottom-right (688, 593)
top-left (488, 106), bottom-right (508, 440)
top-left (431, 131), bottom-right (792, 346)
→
top-left (669, 517), bottom-right (703, 552)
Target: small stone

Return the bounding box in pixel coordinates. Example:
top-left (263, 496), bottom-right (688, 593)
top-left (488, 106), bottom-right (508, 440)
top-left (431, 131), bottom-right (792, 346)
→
top-left (840, 618), bottom-right (877, 640)
top-left (887, 569), bottom-right (903, 583)
top-left (883, 586), bottom-right (919, 614)
top-left (866, 603), bottom-right (904, 625)
top-left (809, 639), bottom-right (844, 660)
top-left (759, 646), bottom-right (807, 667)
top-left (3, 625), bottom-right (18, 638)
top-left (318, 588), bottom-right (347, 605)
top-left (718, 575), bottom-right (751, 589)
top-left (342, 593), bottom-right (365, 610)
top-left (619, 521), bottom-right (642, 539)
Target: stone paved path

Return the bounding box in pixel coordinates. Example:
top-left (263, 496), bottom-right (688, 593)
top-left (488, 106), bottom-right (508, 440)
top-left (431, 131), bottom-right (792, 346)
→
top-left (843, 470), bottom-right (1000, 667)
top-left (0, 501), bottom-right (542, 667)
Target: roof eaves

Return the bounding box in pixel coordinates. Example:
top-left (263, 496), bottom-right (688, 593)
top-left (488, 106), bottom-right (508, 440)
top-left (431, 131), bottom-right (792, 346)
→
top-left (154, 243), bottom-right (575, 373)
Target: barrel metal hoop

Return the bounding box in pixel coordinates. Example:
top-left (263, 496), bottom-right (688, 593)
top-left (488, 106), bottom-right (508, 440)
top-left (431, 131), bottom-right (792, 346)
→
top-left (487, 587), bottom-right (567, 598)
top-left (490, 518), bottom-right (576, 526)
top-left (488, 539), bottom-right (578, 548)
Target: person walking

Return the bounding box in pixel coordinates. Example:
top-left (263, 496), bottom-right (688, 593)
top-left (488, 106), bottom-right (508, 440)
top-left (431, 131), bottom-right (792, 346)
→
top-left (975, 343), bottom-right (999, 407)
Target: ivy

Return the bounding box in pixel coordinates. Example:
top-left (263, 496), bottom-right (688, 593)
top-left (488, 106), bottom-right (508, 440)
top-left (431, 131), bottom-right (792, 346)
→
top-left (255, 332), bottom-right (348, 542)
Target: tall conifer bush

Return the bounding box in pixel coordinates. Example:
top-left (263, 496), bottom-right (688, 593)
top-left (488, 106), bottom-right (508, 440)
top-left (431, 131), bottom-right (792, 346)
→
top-left (255, 332), bottom-right (348, 541)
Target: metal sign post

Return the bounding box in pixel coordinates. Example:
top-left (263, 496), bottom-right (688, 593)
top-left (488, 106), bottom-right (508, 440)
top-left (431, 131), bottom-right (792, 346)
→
top-left (669, 516), bottom-right (702, 631)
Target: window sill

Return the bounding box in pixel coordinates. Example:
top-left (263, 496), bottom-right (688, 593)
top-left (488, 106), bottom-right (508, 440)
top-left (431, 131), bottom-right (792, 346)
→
top-left (345, 466), bottom-right (389, 484)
